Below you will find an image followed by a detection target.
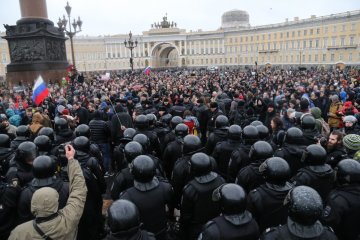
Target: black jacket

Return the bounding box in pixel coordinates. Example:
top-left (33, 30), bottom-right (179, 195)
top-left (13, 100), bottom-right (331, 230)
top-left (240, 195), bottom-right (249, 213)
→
top-left (89, 119), bottom-right (110, 143)
top-left (326, 146), bottom-right (347, 168)
top-left (205, 128), bottom-right (228, 155)
top-left (274, 143), bottom-right (307, 175)
top-left (212, 139), bottom-right (242, 178)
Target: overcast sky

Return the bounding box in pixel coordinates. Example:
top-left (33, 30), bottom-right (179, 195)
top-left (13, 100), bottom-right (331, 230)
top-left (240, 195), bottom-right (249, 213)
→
top-left (0, 0), bottom-right (359, 36)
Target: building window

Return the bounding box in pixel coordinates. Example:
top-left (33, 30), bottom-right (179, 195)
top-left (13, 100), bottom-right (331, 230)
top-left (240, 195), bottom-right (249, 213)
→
top-left (298, 30), bottom-right (301, 37)
top-left (291, 55), bottom-right (293, 62)
top-left (268, 34), bottom-right (271, 40)
top-left (251, 36), bottom-right (253, 41)
top-left (268, 43), bottom-right (271, 50)
top-left (256, 35), bottom-right (259, 41)
top-left (206, 59), bottom-right (208, 64)
top-left (309, 40), bottom-right (313, 48)
top-left (351, 23), bottom-right (356, 31)
top-left (291, 41), bottom-right (295, 49)
top-left (245, 36), bottom-right (248, 42)
top-left (286, 32), bottom-right (289, 38)
top-left (315, 39), bottom-right (319, 48)
top-left (317, 28), bottom-right (320, 34)
top-left (310, 29), bottom-right (313, 35)
top-left (340, 37), bottom-right (345, 46)
top-left (331, 54), bottom-right (335, 61)
top-left (280, 56), bottom-right (282, 62)
top-left (2, 53), bottom-right (6, 63)
top-left (349, 53), bottom-right (352, 61)
top-left (273, 42), bottom-right (276, 49)
top-left (274, 33), bottom-right (277, 39)
top-left (303, 40), bottom-right (306, 48)
top-left (304, 30), bottom-right (307, 36)
top-left (192, 59), bottom-right (194, 64)
top-left (342, 24), bottom-right (346, 32)
top-left (302, 54), bottom-right (305, 62)
top-left (262, 35), bottom-right (265, 40)
top-left (323, 54), bottom-right (326, 62)
top-left (220, 58), bottom-right (222, 63)
top-left (292, 31), bottom-right (295, 37)
top-left (350, 36), bottom-right (354, 45)
top-left (325, 27), bottom-right (328, 34)
top-left (315, 54), bottom-right (318, 62)
top-left (332, 37), bottom-right (336, 46)
top-left (280, 33), bottom-right (283, 38)
top-left (323, 38), bottom-right (328, 47)
top-left (333, 25), bottom-right (337, 33)
top-left (339, 53), bottom-right (343, 60)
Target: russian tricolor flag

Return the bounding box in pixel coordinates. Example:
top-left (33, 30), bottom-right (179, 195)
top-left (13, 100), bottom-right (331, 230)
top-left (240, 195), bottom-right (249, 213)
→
top-left (143, 66), bottom-right (151, 75)
top-left (32, 75), bottom-right (49, 106)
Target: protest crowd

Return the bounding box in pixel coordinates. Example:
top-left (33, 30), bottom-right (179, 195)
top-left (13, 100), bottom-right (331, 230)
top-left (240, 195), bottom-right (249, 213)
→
top-left (1, 65), bottom-right (360, 240)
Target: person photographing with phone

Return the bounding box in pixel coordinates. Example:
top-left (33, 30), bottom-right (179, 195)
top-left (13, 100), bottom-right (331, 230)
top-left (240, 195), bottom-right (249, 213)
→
top-left (9, 144), bottom-right (87, 240)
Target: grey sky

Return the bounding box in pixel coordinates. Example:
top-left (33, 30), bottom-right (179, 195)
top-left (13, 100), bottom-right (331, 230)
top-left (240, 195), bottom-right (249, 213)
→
top-left (0, 0), bottom-right (359, 36)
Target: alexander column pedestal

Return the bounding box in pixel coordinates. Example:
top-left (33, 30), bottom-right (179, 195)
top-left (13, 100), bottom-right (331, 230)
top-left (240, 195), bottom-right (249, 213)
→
top-left (2, 0), bottom-right (68, 86)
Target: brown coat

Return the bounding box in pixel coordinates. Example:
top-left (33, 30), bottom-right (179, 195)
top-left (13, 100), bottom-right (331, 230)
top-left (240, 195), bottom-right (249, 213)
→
top-left (9, 159), bottom-right (87, 240)
top-left (327, 102), bottom-right (343, 128)
top-left (29, 113), bottom-right (44, 136)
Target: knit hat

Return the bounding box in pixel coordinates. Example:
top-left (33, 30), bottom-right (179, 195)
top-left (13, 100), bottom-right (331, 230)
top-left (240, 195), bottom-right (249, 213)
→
top-left (330, 95), bottom-right (339, 102)
top-left (310, 107), bottom-right (322, 119)
top-left (343, 134), bottom-right (360, 151)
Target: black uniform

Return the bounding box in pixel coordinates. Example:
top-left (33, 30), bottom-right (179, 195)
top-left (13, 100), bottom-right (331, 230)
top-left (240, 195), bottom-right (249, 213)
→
top-left (247, 183), bottom-right (292, 232)
top-left (76, 151), bottom-right (106, 240)
top-left (326, 146), bottom-right (347, 168)
top-left (0, 182), bottom-right (20, 240)
top-left (120, 178), bottom-right (174, 240)
top-left (179, 173), bottom-right (225, 239)
top-left (205, 128), bottom-right (228, 154)
top-left (212, 139), bottom-right (242, 178)
top-left (17, 178), bottom-right (69, 224)
top-left (274, 143), bottom-right (307, 175)
top-left (162, 137), bottom-right (183, 178)
top-left (198, 212), bottom-right (260, 240)
top-left (236, 162), bottom-right (265, 193)
top-left (55, 129), bottom-right (75, 145)
top-left (0, 147), bottom-right (15, 177)
top-left (227, 144), bottom-right (251, 182)
top-left (136, 129), bottom-right (162, 158)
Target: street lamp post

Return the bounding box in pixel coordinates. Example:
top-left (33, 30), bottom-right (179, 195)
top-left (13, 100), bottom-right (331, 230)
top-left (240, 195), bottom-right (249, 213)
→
top-left (124, 31), bottom-right (138, 71)
top-left (57, 2), bottom-right (83, 70)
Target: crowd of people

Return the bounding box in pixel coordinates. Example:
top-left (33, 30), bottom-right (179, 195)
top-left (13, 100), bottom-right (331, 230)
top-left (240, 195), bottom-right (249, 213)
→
top-left (1, 65), bottom-right (360, 240)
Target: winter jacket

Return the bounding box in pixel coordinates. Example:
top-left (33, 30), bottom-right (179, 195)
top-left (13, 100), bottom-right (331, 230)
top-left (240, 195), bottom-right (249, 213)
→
top-left (8, 159), bottom-right (87, 240)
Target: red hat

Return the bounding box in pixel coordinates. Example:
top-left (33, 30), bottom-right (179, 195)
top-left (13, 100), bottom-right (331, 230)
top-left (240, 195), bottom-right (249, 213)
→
top-left (62, 109), bottom-right (70, 115)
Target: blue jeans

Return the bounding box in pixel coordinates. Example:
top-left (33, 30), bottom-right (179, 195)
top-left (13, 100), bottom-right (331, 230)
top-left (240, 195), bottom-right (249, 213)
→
top-left (98, 143), bottom-right (111, 172)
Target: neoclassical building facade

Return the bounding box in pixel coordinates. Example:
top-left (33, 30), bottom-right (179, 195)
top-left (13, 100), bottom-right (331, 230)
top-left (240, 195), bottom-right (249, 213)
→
top-left (1, 9), bottom-right (360, 78)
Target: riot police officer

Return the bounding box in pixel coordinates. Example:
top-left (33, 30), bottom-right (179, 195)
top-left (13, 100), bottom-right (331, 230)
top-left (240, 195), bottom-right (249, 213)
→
top-left (6, 141), bottom-right (38, 187)
top-left (106, 199), bottom-right (155, 239)
top-left (198, 184), bottom-right (260, 240)
top-left (256, 124), bottom-right (270, 141)
top-left (247, 157), bottom-right (293, 232)
top-left (235, 141), bottom-right (274, 192)
top-left (291, 144), bottom-right (335, 200)
top-left (300, 113), bottom-right (319, 146)
top-left (274, 127), bottom-right (307, 174)
top-left (120, 155), bottom-right (174, 240)
top-left (162, 123), bottom-right (188, 178)
top-left (17, 156), bottom-right (69, 224)
top-left (54, 118), bottom-right (75, 145)
top-left (10, 125), bottom-right (31, 150)
top-left (212, 124), bottom-right (242, 178)
top-left (206, 115), bottom-right (229, 154)
top-left (322, 159), bottom-right (360, 240)
top-left (228, 125), bottom-right (259, 182)
top-left (112, 128), bottom-right (137, 171)
top-left (72, 136), bottom-right (106, 240)
top-left (110, 141), bottom-right (143, 200)
top-left (135, 115), bottom-right (162, 158)
top-left (179, 152), bottom-right (225, 239)
top-left (38, 127), bottom-right (55, 143)
top-left (261, 186), bottom-right (337, 240)
top-left (0, 134), bottom-right (15, 178)
top-left (163, 116), bottom-right (183, 147)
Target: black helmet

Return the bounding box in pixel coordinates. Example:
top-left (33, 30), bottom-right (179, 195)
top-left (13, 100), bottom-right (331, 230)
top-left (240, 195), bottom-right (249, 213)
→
top-left (55, 118), bottom-right (69, 133)
top-left (0, 134), bottom-right (10, 148)
top-left (228, 125), bottom-right (242, 140)
top-left (175, 123), bottom-right (189, 137)
top-left (124, 141), bottom-right (143, 162)
top-left (242, 126), bottom-right (259, 145)
top-left (72, 136), bottom-right (90, 152)
top-left (285, 127), bottom-right (303, 144)
top-left (146, 114), bottom-right (157, 126)
top-left (133, 134), bottom-right (150, 153)
top-left (212, 183), bottom-right (246, 215)
top-left (190, 153), bottom-right (212, 177)
top-left (170, 116), bottom-right (183, 129)
top-left (250, 120), bottom-right (263, 127)
top-left (16, 141), bottom-right (38, 164)
top-left (107, 199), bottom-right (140, 233)
top-left (183, 135), bottom-right (202, 154)
top-left (134, 115), bottom-right (149, 130)
top-left (215, 115), bottom-right (229, 129)
top-left (160, 114), bottom-right (172, 125)
top-left (249, 141), bottom-right (273, 162)
top-left (300, 113), bottom-right (316, 130)
top-left (75, 124), bottom-right (91, 138)
top-left (259, 157), bottom-right (291, 184)
top-left (123, 128), bottom-right (137, 140)
top-left (336, 159), bottom-right (360, 185)
top-left (32, 156), bottom-right (56, 187)
top-left (16, 125), bottom-right (31, 138)
top-left (294, 112), bottom-right (303, 125)
top-left (38, 127), bottom-right (55, 142)
top-left (130, 155), bottom-right (155, 182)
top-left (286, 186), bottom-right (323, 225)
top-left (256, 125), bottom-right (269, 140)
top-left (301, 144), bottom-right (326, 165)
top-left (34, 135), bottom-right (52, 153)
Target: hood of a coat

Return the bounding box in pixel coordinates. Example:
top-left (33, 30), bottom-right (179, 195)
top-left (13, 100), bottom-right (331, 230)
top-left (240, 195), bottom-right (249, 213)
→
top-left (31, 187), bottom-right (59, 217)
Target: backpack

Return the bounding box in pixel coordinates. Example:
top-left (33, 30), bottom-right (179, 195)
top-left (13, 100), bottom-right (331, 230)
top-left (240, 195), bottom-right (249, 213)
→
top-left (317, 118), bottom-right (330, 137)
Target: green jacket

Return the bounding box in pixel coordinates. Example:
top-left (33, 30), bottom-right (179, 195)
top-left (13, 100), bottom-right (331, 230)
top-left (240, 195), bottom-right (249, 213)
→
top-left (9, 159), bottom-right (87, 240)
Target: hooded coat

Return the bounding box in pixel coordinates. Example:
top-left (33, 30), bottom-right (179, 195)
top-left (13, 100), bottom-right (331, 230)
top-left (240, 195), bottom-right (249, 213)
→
top-left (9, 159), bottom-right (87, 240)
